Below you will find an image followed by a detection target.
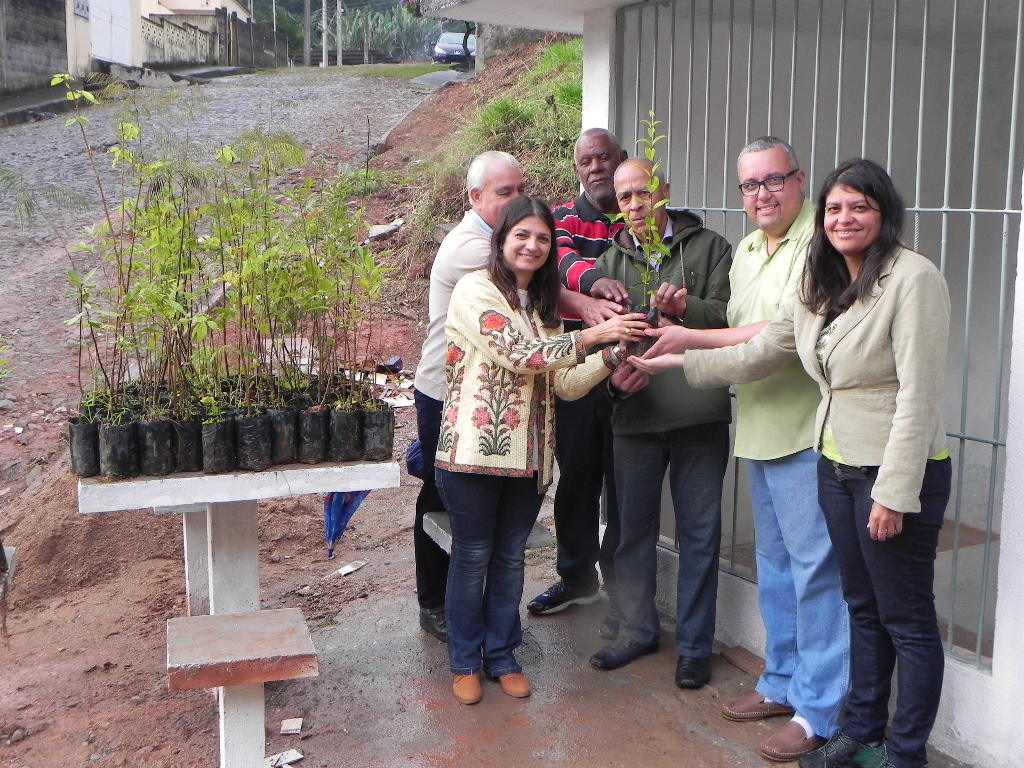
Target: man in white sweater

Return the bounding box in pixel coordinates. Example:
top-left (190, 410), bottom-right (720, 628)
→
top-left (413, 151), bottom-right (526, 641)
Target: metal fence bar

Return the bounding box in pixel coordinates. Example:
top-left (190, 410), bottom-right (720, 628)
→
top-left (912, 0), bottom-right (931, 250)
top-left (810, 0), bottom-right (823, 188)
top-left (788, 0), bottom-right (799, 142)
top-left (885, 0), bottom-right (899, 169)
top-left (666, 0), bottom-right (677, 177)
top-left (768, 0), bottom-right (777, 131)
top-left (685, 0), bottom-right (695, 191)
top-left (721, 0), bottom-right (736, 210)
top-left (861, 0), bottom-right (874, 158)
top-left (834, 0), bottom-right (847, 166)
top-left (701, 4), bottom-right (713, 209)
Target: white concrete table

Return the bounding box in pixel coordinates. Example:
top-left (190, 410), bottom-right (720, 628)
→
top-left (77, 460), bottom-right (400, 768)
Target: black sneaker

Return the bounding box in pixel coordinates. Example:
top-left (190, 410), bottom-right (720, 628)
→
top-left (798, 731), bottom-right (863, 768)
top-left (526, 580), bottom-right (601, 615)
top-left (419, 607), bottom-right (447, 642)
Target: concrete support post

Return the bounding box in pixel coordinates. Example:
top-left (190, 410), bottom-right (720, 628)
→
top-left (219, 683), bottom-right (265, 768)
top-left (582, 8), bottom-right (616, 131)
top-left (983, 162), bottom-right (1024, 762)
top-left (182, 507), bottom-right (210, 616)
top-left (207, 501), bottom-right (259, 615)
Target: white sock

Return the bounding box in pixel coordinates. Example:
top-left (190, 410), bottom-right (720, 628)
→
top-left (762, 695), bottom-right (776, 704)
top-left (791, 715), bottom-right (815, 740)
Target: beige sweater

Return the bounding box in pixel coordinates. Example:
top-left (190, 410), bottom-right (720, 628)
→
top-left (686, 248), bottom-right (950, 513)
top-left (435, 271), bottom-right (613, 492)
top-left (416, 210), bottom-right (493, 401)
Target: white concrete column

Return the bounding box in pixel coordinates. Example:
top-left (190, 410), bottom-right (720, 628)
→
top-left (129, 0), bottom-right (144, 67)
top-left (219, 683), bottom-right (265, 768)
top-left (207, 500), bottom-right (260, 615)
top-left (928, 164), bottom-right (1024, 768)
top-left (182, 507), bottom-right (211, 616)
top-left (582, 7), bottom-right (616, 131)
top-left (983, 164), bottom-right (1024, 762)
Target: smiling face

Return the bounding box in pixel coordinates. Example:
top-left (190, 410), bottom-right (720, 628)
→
top-left (823, 184), bottom-right (883, 264)
top-left (574, 131), bottom-right (628, 214)
top-left (470, 161), bottom-right (527, 229)
top-left (501, 215), bottom-right (553, 288)
top-left (737, 146), bottom-right (805, 240)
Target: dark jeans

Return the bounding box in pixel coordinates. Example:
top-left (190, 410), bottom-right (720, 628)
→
top-left (818, 456), bottom-right (952, 768)
top-left (413, 388), bottom-right (451, 612)
top-left (437, 468), bottom-right (544, 676)
top-left (554, 385), bottom-right (619, 596)
top-left (613, 423), bottom-right (729, 657)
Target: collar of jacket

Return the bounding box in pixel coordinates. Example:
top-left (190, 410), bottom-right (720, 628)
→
top-left (612, 207), bottom-right (704, 260)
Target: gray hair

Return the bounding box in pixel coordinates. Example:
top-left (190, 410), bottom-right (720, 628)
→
top-left (466, 151), bottom-right (521, 193)
top-left (737, 136), bottom-right (800, 168)
top-left (575, 127), bottom-right (623, 155)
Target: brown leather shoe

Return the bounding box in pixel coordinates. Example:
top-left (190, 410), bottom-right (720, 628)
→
top-left (452, 673), bottom-right (482, 705)
top-left (497, 672), bottom-right (531, 698)
top-left (721, 691), bottom-right (796, 721)
top-left (760, 721), bottom-right (826, 762)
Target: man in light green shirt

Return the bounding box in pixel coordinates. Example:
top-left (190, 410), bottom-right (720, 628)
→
top-left (643, 137), bottom-right (849, 764)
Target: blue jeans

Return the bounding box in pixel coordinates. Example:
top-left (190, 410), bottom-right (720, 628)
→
top-left (748, 449), bottom-right (849, 737)
top-left (818, 456), bottom-right (951, 768)
top-left (413, 389), bottom-right (451, 611)
top-left (437, 468), bottom-right (543, 676)
top-left (613, 423), bottom-right (729, 657)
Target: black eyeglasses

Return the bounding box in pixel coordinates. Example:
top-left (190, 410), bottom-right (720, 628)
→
top-left (738, 168), bottom-right (800, 197)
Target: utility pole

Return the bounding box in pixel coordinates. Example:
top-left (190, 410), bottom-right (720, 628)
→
top-left (303, 0), bottom-right (311, 65)
top-left (272, 0), bottom-right (277, 32)
top-left (362, 14), bottom-right (369, 64)
top-left (335, 0), bottom-right (343, 67)
top-left (321, 0), bottom-right (328, 67)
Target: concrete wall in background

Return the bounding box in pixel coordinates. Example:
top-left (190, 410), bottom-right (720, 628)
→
top-left (0, 0), bottom-right (69, 95)
top-left (141, 14), bottom-right (211, 66)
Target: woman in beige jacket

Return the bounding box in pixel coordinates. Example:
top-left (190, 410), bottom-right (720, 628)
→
top-left (631, 159), bottom-right (951, 768)
top-left (435, 196), bottom-right (647, 706)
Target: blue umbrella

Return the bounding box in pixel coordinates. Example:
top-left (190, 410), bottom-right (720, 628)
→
top-left (324, 490), bottom-right (370, 559)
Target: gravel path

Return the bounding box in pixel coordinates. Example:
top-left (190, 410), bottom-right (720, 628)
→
top-left (0, 67), bottom-right (434, 250)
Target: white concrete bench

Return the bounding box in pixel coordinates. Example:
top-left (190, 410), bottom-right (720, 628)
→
top-left (167, 607), bottom-right (318, 768)
top-left (423, 511), bottom-right (552, 554)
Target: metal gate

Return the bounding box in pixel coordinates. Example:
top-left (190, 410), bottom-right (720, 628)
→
top-left (614, 0), bottom-right (1024, 666)
top-left (91, 0), bottom-right (133, 66)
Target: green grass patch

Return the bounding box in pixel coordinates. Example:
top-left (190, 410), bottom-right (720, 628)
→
top-left (344, 63), bottom-right (450, 79)
top-left (409, 35), bottom-right (584, 233)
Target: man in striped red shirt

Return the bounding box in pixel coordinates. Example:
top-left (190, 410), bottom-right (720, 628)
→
top-left (527, 128), bottom-right (633, 636)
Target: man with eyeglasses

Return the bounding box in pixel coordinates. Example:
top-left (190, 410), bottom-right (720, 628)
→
top-left (644, 137), bottom-right (849, 763)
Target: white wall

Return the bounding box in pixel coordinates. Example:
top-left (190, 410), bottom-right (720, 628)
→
top-left (581, 7), bottom-right (615, 130)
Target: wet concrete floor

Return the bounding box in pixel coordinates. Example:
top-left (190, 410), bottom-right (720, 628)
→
top-left (262, 569), bottom-right (972, 768)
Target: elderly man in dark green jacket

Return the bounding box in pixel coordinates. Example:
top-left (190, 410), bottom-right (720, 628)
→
top-left (588, 159), bottom-right (732, 689)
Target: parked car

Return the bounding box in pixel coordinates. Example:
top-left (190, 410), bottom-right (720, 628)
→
top-left (432, 32), bottom-right (476, 64)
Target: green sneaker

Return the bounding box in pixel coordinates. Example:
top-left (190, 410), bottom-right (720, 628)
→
top-left (851, 743), bottom-right (890, 768)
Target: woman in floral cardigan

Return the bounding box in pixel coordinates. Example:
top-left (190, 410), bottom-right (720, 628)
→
top-left (435, 196), bottom-right (647, 705)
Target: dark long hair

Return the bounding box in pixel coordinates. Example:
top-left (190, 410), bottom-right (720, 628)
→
top-left (487, 196), bottom-right (561, 328)
top-left (802, 158), bottom-right (905, 315)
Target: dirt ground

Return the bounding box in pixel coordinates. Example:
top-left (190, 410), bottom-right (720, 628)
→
top-left (0, 58), bottom-right (507, 768)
